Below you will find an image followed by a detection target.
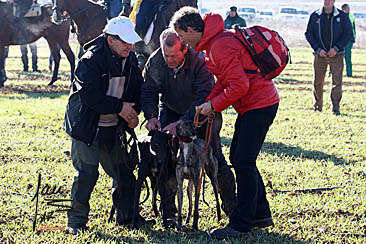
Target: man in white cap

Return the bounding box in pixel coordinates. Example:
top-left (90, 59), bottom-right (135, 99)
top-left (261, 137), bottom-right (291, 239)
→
top-left (64, 16), bottom-right (152, 234)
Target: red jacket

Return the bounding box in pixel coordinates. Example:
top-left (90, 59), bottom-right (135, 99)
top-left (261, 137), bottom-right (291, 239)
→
top-left (195, 13), bottom-right (280, 115)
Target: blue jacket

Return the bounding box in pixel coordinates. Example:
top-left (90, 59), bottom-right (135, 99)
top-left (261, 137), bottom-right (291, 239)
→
top-left (305, 7), bottom-right (353, 54)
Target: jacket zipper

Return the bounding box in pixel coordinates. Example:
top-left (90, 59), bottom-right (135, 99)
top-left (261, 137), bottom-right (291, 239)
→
top-left (318, 15), bottom-right (326, 50)
top-left (330, 15), bottom-right (334, 51)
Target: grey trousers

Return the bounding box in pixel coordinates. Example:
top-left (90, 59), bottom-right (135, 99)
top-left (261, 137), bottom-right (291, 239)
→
top-left (67, 133), bottom-right (136, 228)
top-left (20, 43), bottom-right (38, 71)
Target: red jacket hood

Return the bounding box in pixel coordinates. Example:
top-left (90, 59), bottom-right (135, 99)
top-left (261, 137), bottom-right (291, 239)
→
top-left (195, 13), bottom-right (224, 52)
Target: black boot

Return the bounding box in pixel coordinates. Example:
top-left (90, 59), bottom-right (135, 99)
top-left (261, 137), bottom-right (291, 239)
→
top-left (21, 55), bottom-right (28, 72)
top-left (0, 69), bottom-right (6, 87)
top-left (217, 165), bottom-right (237, 216)
top-left (32, 62), bottom-right (40, 72)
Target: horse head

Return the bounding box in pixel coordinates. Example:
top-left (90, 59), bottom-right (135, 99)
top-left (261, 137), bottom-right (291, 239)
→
top-left (177, 0), bottom-right (197, 9)
top-left (51, 0), bottom-right (69, 24)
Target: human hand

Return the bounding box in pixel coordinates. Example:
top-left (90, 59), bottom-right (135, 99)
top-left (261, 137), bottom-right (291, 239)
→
top-left (196, 102), bottom-right (212, 115)
top-left (146, 117), bottom-right (161, 131)
top-left (327, 48), bottom-right (337, 58)
top-left (127, 116), bottom-right (139, 128)
top-left (118, 102), bottom-right (137, 123)
top-left (162, 121), bottom-right (180, 136)
top-left (319, 49), bottom-right (327, 57)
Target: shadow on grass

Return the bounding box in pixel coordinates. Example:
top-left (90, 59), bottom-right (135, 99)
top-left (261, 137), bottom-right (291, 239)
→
top-left (15, 70), bottom-right (72, 80)
top-left (262, 142), bottom-right (354, 165)
top-left (0, 84), bottom-right (69, 99)
top-left (274, 77), bottom-right (302, 83)
top-left (93, 227), bottom-right (311, 244)
top-left (221, 138), bottom-right (354, 166)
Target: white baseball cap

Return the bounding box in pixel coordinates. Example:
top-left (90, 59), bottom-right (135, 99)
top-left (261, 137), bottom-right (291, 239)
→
top-left (103, 16), bottom-right (142, 44)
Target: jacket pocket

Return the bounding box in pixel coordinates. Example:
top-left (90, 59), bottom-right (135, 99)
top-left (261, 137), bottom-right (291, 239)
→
top-left (63, 93), bottom-right (99, 145)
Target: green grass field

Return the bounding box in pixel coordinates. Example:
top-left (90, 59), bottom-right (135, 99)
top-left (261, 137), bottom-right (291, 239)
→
top-left (0, 44), bottom-right (365, 243)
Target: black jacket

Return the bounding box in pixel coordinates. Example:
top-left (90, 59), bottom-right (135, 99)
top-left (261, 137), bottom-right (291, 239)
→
top-left (141, 47), bottom-right (215, 121)
top-left (63, 35), bottom-right (143, 145)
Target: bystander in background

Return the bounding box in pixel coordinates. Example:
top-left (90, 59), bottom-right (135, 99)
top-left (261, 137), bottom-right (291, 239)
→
top-left (224, 6), bottom-right (247, 29)
top-left (20, 42), bottom-right (39, 72)
top-left (342, 3), bottom-right (356, 77)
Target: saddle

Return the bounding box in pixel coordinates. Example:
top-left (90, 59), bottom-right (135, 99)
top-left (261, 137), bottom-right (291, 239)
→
top-left (11, 0), bottom-right (41, 18)
top-left (23, 2), bottom-right (41, 17)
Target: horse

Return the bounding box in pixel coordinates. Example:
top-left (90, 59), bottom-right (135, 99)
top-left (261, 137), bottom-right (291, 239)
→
top-left (0, 2), bottom-right (75, 87)
top-left (51, 0), bottom-right (197, 67)
top-left (51, 0), bottom-right (107, 46)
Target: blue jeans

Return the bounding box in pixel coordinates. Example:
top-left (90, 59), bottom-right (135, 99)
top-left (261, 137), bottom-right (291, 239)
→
top-left (228, 103), bottom-right (278, 232)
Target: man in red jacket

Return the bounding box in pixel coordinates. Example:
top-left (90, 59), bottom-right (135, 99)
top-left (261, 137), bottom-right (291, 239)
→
top-left (170, 7), bottom-right (280, 240)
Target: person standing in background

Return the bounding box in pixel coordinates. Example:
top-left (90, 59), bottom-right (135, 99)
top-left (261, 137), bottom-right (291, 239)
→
top-left (20, 42), bottom-right (39, 72)
top-left (342, 3), bottom-right (356, 77)
top-left (305, 0), bottom-right (353, 116)
top-left (224, 6), bottom-right (247, 29)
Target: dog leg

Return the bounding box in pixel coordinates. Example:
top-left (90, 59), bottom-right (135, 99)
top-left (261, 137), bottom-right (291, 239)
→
top-left (185, 179), bottom-right (193, 225)
top-left (206, 150), bottom-right (222, 221)
top-left (150, 177), bottom-right (159, 217)
top-left (159, 182), bottom-right (169, 228)
top-left (133, 173), bottom-right (145, 228)
top-left (192, 176), bottom-right (200, 230)
top-left (176, 167), bottom-right (184, 231)
top-left (209, 175), bottom-right (221, 222)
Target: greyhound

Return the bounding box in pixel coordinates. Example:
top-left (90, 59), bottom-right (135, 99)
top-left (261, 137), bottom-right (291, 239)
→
top-left (175, 121), bottom-right (221, 231)
top-left (132, 130), bottom-right (177, 229)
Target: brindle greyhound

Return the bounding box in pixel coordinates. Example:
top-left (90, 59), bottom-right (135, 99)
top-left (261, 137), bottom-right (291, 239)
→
top-left (175, 121), bottom-right (221, 231)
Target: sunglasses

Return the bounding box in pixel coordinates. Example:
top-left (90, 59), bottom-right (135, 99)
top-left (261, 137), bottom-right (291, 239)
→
top-left (113, 36), bottom-right (130, 45)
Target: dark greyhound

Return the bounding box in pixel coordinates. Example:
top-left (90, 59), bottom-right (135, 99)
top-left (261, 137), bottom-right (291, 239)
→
top-left (132, 130), bottom-right (177, 229)
top-left (175, 121), bottom-right (221, 231)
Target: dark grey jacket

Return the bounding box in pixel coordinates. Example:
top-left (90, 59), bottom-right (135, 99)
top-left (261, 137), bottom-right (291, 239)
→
top-left (141, 47), bottom-right (215, 121)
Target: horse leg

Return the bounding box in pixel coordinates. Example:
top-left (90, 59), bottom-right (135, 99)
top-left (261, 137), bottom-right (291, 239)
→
top-left (0, 46), bottom-right (7, 87)
top-left (44, 38), bottom-right (61, 86)
top-left (58, 42), bottom-right (75, 83)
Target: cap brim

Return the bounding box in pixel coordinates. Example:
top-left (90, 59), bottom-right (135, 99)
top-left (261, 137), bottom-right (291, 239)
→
top-left (118, 31), bottom-right (142, 44)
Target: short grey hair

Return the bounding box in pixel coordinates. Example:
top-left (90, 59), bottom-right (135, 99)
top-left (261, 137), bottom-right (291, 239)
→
top-left (159, 28), bottom-right (187, 51)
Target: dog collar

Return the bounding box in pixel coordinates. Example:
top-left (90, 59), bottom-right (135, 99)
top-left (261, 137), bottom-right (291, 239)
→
top-left (178, 136), bottom-right (193, 143)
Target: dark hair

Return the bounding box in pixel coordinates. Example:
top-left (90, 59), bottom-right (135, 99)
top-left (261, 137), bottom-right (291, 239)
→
top-left (104, 33), bottom-right (127, 43)
top-left (230, 6), bottom-right (237, 12)
top-left (341, 4), bottom-right (349, 10)
top-left (160, 28), bottom-right (186, 51)
top-left (170, 6), bottom-right (204, 33)
top-left (104, 33), bottom-right (118, 39)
